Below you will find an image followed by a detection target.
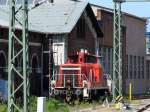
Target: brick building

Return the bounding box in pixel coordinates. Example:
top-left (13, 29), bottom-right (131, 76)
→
top-left (0, 0), bottom-right (103, 98)
top-left (92, 5), bottom-right (147, 95)
top-left (40, 0), bottom-right (103, 93)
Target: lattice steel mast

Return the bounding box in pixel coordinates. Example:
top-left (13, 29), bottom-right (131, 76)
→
top-left (113, 0), bottom-right (122, 102)
top-left (8, 0), bottom-right (29, 111)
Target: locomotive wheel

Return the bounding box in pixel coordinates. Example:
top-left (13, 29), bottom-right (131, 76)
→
top-left (65, 95), bottom-right (75, 105)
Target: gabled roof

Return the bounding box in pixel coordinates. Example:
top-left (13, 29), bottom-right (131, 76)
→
top-left (0, 0), bottom-right (103, 37)
top-left (91, 4), bottom-right (146, 22)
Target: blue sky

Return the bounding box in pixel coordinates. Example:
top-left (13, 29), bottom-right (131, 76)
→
top-left (89, 0), bottom-right (150, 32)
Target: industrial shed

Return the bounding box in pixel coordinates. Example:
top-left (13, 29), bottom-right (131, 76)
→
top-left (0, 0), bottom-right (103, 97)
top-left (92, 4), bottom-right (147, 95)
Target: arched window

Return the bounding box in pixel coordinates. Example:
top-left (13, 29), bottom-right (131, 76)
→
top-left (32, 56), bottom-right (38, 68)
top-left (31, 53), bottom-right (40, 95)
top-left (31, 54), bottom-right (39, 73)
top-left (0, 51), bottom-right (7, 80)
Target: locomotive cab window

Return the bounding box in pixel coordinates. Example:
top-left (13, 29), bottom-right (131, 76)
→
top-left (85, 55), bottom-right (97, 63)
top-left (98, 56), bottom-right (103, 65)
top-left (68, 55), bottom-right (78, 63)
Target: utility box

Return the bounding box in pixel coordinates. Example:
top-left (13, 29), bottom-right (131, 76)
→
top-left (37, 97), bottom-right (46, 112)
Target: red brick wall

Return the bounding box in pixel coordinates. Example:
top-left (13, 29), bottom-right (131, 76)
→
top-left (97, 10), bottom-right (113, 47)
top-left (0, 27), bottom-right (44, 95)
top-left (0, 28), bottom-right (43, 67)
top-left (95, 8), bottom-right (147, 94)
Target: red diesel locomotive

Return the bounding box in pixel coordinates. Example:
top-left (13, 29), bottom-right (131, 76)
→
top-left (50, 49), bottom-right (110, 101)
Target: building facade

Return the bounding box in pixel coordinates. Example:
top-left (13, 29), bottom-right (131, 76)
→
top-left (0, 27), bottom-right (45, 98)
top-left (92, 5), bottom-right (147, 95)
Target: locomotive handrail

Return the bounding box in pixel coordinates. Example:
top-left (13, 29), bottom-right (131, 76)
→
top-left (50, 73), bottom-right (89, 88)
top-left (51, 73), bottom-right (89, 80)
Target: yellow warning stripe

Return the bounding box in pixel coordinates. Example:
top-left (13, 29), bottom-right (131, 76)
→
top-left (116, 96), bottom-right (123, 102)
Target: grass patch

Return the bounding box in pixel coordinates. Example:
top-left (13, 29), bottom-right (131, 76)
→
top-left (29, 96), bottom-right (69, 112)
top-left (29, 96), bottom-right (37, 112)
top-left (0, 97), bottom-right (69, 112)
top-left (0, 96), bottom-right (112, 112)
top-left (0, 103), bottom-right (7, 112)
top-left (46, 99), bottom-right (69, 112)
top-left (75, 101), bottom-right (92, 109)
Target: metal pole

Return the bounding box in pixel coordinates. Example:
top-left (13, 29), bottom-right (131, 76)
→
top-left (113, 1), bottom-right (122, 102)
top-left (23, 0), bottom-right (29, 111)
top-left (8, 0), bottom-right (29, 111)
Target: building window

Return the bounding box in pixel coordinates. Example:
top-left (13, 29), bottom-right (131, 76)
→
top-left (142, 57), bottom-right (144, 79)
top-left (146, 61), bottom-right (148, 79)
top-left (103, 47), bottom-right (106, 73)
top-left (0, 29), bottom-right (4, 38)
top-left (99, 47), bottom-right (104, 68)
top-left (138, 56), bottom-right (140, 79)
top-left (146, 61), bottom-right (150, 79)
top-left (126, 55), bottom-right (128, 79)
top-left (77, 18), bottom-right (85, 39)
top-left (108, 48), bottom-right (111, 74)
top-left (149, 61), bottom-right (150, 79)
top-left (134, 56), bottom-right (136, 79)
top-left (130, 55), bottom-right (133, 79)
top-left (110, 48), bottom-right (113, 76)
top-left (0, 52), bottom-right (7, 80)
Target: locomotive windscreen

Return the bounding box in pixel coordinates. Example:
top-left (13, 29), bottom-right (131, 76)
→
top-left (68, 55), bottom-right (78, 63)
top-left (85, 55), bottom-right (97, 63)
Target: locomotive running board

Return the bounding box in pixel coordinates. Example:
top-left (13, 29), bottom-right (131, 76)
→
top-left (60, 67), bottom-right (81, 70)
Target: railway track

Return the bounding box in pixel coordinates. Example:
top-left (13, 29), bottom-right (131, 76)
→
top-left (137, 104), bottom-right (150, 112)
